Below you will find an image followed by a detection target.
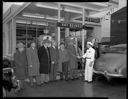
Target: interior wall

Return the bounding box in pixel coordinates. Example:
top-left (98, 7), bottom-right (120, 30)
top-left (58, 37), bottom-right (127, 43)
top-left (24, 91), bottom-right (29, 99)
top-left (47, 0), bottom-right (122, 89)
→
top-left (100, 15), bottom-right (111, 40)
top-left (93, 26), bottom-right (102, 42)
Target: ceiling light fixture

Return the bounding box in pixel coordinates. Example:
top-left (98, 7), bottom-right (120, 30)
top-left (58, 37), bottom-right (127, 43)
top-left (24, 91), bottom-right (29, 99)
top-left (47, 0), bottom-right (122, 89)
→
top-left (32, 22), bottom-right (48, 26)
top-left (46, 16), bottom-right (64, 21)
top-left (36, 3), bottom-right (82, 14)
top-left (16, 20), bottom-right (31, 24)
top-left (22, 13), bottom-right (64, 21)
top-left (91, 2), bottom-right (108, 7)
top-left (16, 20), bottom-right (48, 26)
top-left (22, 13), bottom-right (45, 19)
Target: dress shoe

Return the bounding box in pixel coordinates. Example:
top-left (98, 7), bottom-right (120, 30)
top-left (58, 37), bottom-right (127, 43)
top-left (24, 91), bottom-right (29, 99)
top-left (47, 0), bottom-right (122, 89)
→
top-left (88, 81), bottom-right (93, 83)
top-left (65, 78), bottom-right (69, 81)
top-left (30, 84), bottom-right (34, 88)
top-left (44, 81), bottom-right (49, 84)
top-left (83, 80), bottom-right (88, 82)
top-left (36, 83), bottom-right (42, 86)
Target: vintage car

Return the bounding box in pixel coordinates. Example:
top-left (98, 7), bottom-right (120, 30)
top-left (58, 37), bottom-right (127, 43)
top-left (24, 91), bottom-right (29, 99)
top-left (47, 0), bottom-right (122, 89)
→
top-left (93, 44), bottom-right (127, 81)
top-left (3, 56), bottom-right (19, 97)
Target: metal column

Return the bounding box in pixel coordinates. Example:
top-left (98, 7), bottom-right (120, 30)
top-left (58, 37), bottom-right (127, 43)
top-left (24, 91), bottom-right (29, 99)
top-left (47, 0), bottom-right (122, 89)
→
top-left (12, 18), bottom-right (16, 56)
top-left (57, 4), bottom-right (61, 48)
top-left (25, 21), bottom-right (27, 48)
top-left (4, 23), bottom-right (9, 56)
top-left (82, 8), bottom-right (85, 55)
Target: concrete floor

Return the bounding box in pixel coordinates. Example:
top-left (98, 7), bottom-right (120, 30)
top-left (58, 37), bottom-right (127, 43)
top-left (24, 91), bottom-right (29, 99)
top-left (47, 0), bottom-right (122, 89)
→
top-left (6, 76), bottom-right (126, 99)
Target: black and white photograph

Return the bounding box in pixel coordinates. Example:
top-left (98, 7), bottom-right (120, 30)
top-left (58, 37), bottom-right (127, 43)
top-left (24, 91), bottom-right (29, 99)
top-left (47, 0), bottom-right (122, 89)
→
top-left (2, 0), bottom-right (127, 98)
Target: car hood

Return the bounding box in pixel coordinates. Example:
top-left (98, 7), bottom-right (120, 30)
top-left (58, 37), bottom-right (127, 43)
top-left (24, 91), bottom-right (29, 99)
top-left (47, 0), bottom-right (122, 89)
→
top-left (94, 53), bottom-right (126, 73)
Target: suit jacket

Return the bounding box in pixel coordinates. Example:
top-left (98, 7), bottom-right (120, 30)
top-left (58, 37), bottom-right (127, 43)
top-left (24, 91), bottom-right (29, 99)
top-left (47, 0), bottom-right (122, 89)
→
top-left (26, 47), bottom-right (40, 76)
top-left (49, 46), bottom-right (59, 64)
top-left (38, 46), bottom-right (51, 74)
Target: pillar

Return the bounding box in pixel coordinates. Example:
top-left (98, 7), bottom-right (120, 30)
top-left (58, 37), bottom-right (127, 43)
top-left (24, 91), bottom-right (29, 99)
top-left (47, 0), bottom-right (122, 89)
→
top-left (65, 12), bottom-right (70, 38)
top-left (3, 23), bottom-right (9, 56)
top-left (82, 8), bottom-right (85, 55)
top-left (57, 4), bottom-right (61, 48)
top-left (12, 18), bottom-right (16, 56)
top-left (82, 9), bottom-right (87, 55)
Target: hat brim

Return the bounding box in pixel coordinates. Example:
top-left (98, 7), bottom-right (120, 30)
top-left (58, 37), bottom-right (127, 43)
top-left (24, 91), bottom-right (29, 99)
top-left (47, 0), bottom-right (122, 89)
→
top-left (87, 42), bottom-right (93, 46)
top-left (17, 43), bottom-right (25, 48)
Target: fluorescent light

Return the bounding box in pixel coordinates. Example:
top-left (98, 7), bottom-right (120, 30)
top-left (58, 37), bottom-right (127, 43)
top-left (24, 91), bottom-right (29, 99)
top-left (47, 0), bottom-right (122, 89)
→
top-left (23, 13), bottom-right (64, 21)
top-left (5, 2), bottom-right (25, 6)
top-left (12, 2), bottom-right (24, 5)
top-left (23, 13), bottom-right (45, 19)
top-left (36, 3), bottom-right (82, 14)
top-left (91, 2), bottom-right (108, 7)
top-left (16, 20), bottom-right (48, 26)
top-left (46, 16), bottom-right (64, 21)
top-left (36, 3), bottom-right (58, 10)
top-left (65, 8), bottom-right (82, 14)
top-left (16, 20), bottom-right (31, 24)
top-left (89, 10), bottom-right (109, 18)
top-left (32, 22), bottom-right (48, 26)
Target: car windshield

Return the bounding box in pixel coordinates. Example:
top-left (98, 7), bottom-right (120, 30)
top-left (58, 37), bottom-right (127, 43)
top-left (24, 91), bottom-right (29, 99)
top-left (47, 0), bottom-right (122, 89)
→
top-left (106, 45), bottom-right (126, 54)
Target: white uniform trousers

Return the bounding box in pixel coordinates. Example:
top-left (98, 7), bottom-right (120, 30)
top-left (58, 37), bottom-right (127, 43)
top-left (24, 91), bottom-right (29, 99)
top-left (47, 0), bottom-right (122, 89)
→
top-left (84, 59), bottom-right (94, 82)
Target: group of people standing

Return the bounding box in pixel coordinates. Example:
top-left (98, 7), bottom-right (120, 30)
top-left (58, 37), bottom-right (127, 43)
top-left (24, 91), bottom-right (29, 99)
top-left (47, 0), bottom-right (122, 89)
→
top-left (13, 36), bottom-right (98, 93)
top-left (13, 38), bottom-right (82, 91)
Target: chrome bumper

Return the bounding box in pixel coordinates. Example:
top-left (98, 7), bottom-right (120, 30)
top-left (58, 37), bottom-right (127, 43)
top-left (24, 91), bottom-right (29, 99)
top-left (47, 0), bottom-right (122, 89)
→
top-left (93, 69), bottom-right (123, 77)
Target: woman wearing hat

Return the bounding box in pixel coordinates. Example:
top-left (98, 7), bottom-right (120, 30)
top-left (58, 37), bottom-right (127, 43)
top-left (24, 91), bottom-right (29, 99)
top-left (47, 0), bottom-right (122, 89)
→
top-left (82, 42), bottom-right (95, 82)
top-left (14, 42), bottom-right (28, 90)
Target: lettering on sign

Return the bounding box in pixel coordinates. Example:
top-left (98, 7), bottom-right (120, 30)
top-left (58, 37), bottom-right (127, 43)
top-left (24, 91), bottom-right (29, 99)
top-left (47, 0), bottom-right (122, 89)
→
top-left (57, 22), bottom-right (93, 30)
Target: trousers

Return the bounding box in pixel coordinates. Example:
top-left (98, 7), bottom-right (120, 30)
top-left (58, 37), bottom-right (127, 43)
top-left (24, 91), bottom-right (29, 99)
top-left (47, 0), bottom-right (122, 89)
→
top-left (40, 74), bottom-right (49, 83)
top-left (60, 61), bottom-right (69, 80)
top-left (49, 63), bottom-right (58, 81)
top-left (84, 60), bottom-right (94, 82)
top-left (29, 75), bottom-right (41, 85)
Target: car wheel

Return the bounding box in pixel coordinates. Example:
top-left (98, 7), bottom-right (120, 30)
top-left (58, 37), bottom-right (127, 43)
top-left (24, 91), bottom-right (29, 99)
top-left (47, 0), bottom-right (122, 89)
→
top-left (93, 73), bottom-right (99, 81)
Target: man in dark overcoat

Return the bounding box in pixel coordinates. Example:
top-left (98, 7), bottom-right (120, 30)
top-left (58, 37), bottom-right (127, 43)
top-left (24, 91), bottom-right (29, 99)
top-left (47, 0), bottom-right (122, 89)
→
top-left (38, 39), bottom-right (51, 84)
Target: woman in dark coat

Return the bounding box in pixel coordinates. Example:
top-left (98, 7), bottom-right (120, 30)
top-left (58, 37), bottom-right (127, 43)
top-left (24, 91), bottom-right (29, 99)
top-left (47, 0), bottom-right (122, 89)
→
top-left (38, 39), bottom-right (51, 84)
top-left (14, 42), bottom-right (28, 90)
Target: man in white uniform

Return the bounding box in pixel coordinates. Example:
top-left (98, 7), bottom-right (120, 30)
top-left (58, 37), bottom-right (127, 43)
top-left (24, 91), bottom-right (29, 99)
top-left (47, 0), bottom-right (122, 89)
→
top-left (82, 42), bottom-right (95, 82)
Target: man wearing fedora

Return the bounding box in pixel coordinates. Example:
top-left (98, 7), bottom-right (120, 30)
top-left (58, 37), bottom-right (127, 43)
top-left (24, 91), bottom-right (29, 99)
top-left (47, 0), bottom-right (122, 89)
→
top-left (14, 42), bottom-right (28, 90)
top-left (82, 42), bottom-right (95, 82)
top-left (49, 40), bottom-right (59, 81)
top-left (26, 41), bottom-right (41, 87)
top-left (67, 38), bottom-right (78, 80)
top-left (38, 39), bottom-right (51, 84)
